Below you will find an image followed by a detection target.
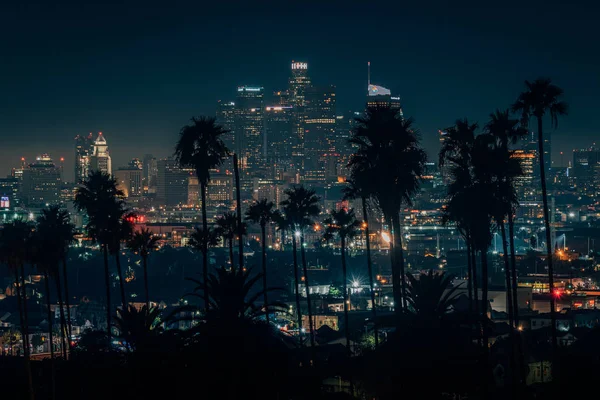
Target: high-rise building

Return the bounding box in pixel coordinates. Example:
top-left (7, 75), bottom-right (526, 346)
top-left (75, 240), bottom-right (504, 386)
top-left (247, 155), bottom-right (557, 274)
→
top-left (289, 61), bottom-right (312, 172)
top-left (21, 154), bottom-right (62, 207)
top-left (0, 177), bottom-right (20, 209)
top-left (115, 159), bottom-right (143, 198)
top-left (264, 105), bottom-right (295, 179)
top-left (156, 158), bottom-right (191, 206)
top-left (235, 86), bottom-right (265, 173)
top-left (366, 84), bottom-right (403, 114)
top-left (74, 133), bottom-right (94, 183)
top-left (512, 149), bottom-right (538, 200)
top-left (143, 154), bottom-right (158, 194)
top-left (572, 147), bottom-right (600, 195)
top-left (89, 132), bottom-right (112, 175)
top-left (216, 100), bottom-right (236, 153)
top-left (303, 85), bottom-right (337, 183)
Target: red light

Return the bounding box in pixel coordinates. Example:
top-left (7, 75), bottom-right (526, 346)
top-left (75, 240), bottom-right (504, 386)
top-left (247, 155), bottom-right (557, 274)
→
top-left (553, 290), bottom-right (561, 299)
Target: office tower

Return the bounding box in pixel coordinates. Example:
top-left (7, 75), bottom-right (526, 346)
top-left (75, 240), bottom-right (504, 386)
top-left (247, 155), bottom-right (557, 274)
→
top-left (264, 105), bottom-right (295, 179)
top-left (365, 63), bottom-right (403, 115)
top-left (143, 154), bottom-right (158, 194)
top-left (0, 177), bottom-right (20, 209)
top-left (156, 158), bottom-right (191, 206)
top-left (74, 133), bottom-right (94, 183)
top-left (216, 100), bottom-right (236, 153)
top-left (235, 86), bottom-right (265, 173)
top-left (89, 132), bottom-right (112, 175)
top-left (115, 159), bottom-right (143, 198)
top-left (572, 147), bottom-right (600, 195)
top-left (289, 61), bottom-right (311, 171)
top-left (511, 149), bottom-right (538, 200)
top-left (21, 154), bottom-right (62, 207)
top-left (303, 85), bottom-right (337, 183)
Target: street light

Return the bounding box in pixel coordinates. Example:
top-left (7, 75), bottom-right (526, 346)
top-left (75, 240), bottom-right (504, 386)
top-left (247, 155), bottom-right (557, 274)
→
top-left (381, 232), bottom-right (391, 243)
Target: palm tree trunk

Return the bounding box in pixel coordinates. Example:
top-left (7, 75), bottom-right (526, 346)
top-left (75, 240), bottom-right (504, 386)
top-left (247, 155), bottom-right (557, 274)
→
top-left (500, 222), bottom-right (514, 328)
top-left (228, 238), bottom-right (235, 270)
top-left (362, 197), bottom-right (378, 347)
top-left (471, 244), bottom-right (479, 317)
top-left (19, 264), bottom-right (31, 356)
top-left (15, 269), bottom-right (34, 400)
top-left (508, 212), bottom-right (519, 327)
top-left (387, 218), bottom-right (399, 314)
top-left (43, 271), bottom-right (56, 400)
top-left (61, 257), bottom-right (73, 346)
top-left (53, 268), bottom-right (68, 359)
top-left (200, 181), bottom-right (210, 313)
top-left (300, 234), bottom-right (315, 348)
top-left (114, 250), bottom-right (127, 311)
top-left (341, 236), bottom-right (351, 357)
top-left (292, 236), bottom-right (303, 345)
top-left (537, 115), bottom-right (557, 351)
top-left (480, 250), bottom-right (489, 351)
top-left (233, 153), bottom-right (244, 271)
top-left (466, 233), bottom-right (473, 315)
top-left (261, 223), bottom-right (269, 324)
top-left (102, 244), bottom-right (112, 344)
top-left (391, 215), bottom-right (407, 312)
top-left (142, 254), bottom-right (150, 310)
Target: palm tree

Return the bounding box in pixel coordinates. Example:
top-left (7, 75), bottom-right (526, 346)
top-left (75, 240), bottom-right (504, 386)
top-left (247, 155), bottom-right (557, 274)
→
top-left (188, 226), bottom-right (221, 311)
top-left (114, 305), bottom-right (163, 353)
top-left (280, 186), bottom-right (320, 348)
top-left (110, 212), bottom-right (136, 311)
top-left (215, 212), bottom-right (246, 269)
top-left (323, 208), bottom-right (361, 356)
top-left (36, 206), bottom-right (74, 359)
top-left (175, 116), bottom-right (230, 315)
top-left (127, 228), bottom-right (160, 310)
top-left (406, 270), bottom-right (462, 321)
top-left (245, 199), bottom-right (281, 324)
top-left (512, 79), bottom-right (568, 351)
top-left (275, 212), bottom-right (303, 344)
top-left (350, 106), bottom-right (428, 314)
top-left (0, 221), bottom-right (34, 400)
top-left (74, 170), bottom-right (126, 342)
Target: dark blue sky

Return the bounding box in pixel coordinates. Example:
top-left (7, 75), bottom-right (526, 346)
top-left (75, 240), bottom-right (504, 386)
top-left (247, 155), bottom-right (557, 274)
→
top-left (1, 0), bottom-right (598, 180)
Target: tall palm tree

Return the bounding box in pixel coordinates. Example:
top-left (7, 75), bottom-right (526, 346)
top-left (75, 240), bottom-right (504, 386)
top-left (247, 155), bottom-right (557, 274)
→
top-left (343, 178), bottom-right (379, 346)
top-left (245, 199), bottom-right (281, 324)
top-left (215, 212), bottom-right (246, 269)
top-left (74, 170), bottom-right (126, 343)
top-left (110, 213), bottom-right (134, 311)
top-left (127, 228), bottom-right (160, 310)
top-left (188, 226), bottom-right (221, 311)
top-left (323, 208), bottom-right (361, 356)
top-left (406, 270), bottom-right (462, 321)
top-left (275, 212), bottom-right (304, 344)
top-left (175, 116), bottom-right (229, 312)
top-left (350, 106), bottom-right (428, 315)
top-left (36, 206), bottom-right (74, 359)
top-left (512, 79), bottom-right (568, 351)
top-left (0, 221), bottom-right (34, 400)
top-left (280, 186), bottom-right (320, 348)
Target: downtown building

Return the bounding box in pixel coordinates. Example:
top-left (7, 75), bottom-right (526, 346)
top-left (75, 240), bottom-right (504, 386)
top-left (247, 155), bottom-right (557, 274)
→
top-left (572, 147), bottom-right (600, 197)
top-left (115, 159), bottom-right (143, 199)
top-left (21, 154), bottom-right (62, 208)
top-left (156, 158), bottom-right (191, 207)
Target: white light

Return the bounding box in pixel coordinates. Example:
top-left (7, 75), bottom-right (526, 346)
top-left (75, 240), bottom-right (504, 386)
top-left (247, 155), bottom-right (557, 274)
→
top-left (381, 232), bottom-right (391, 243)
top-left (352, 280), bottom-right (359, 288)
top-left (295, 231), bottom-right (301, 238)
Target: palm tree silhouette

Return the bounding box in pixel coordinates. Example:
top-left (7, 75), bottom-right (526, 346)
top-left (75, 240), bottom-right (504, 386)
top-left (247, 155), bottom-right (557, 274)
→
top-left (323, 208), bottom-right (361, 356)
top-left (74, 170), bottom-right (126, 343)
top-left (350, 106), bottom-right (428, 314)
top-left (343, 178), bottom-right (379, 346)
top-left (175, 116), bottom-right (230, 313)
top-left (0, 221), bottom-right (34, 400)
top-left (406, 270), bottom-right (462, 321)
top-left (36, 206), bottom-right (74, 359)
top-left (188, 226), bottom-right (221, 312)
top-left (127, 228), bottom-right (160, 310)
top-left (280, 186), bottom-right (320, 348)
top-left (109, 212), bottom-right (135, 311)
top-left (512, 78), bottom-right (568, 351)
top-left (114, 305), bottom-right (163, 353)
top-left (215, 212), bottom-right (246, 269)
top-left (245, 199), bottom-right (281, 324)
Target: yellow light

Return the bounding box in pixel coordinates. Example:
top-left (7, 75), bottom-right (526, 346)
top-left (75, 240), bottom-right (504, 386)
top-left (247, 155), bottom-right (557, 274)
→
top-left (381, 232), bottom-right (391, 243)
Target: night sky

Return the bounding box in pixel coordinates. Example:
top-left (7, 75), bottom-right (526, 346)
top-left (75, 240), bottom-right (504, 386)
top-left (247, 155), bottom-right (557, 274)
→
top-left (1, 0), bottom-right (598, 181)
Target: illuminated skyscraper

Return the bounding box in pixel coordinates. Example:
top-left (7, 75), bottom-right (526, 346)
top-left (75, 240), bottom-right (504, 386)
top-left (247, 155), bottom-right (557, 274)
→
top-left (289, 61), bottom-right (312, 171)
top-left (74, 133), bottom-right (94, 183)
top-left (216, 100), bottom-right (236, 153)
top-left (303, 85), bottom-right (337, 183)
top-left (89, 132), bottom-right (112, 175)
top-left (573, 147), bottom-right (600, 195)
top-left (21, 154), bottom-right (62, 207)
top-left (264, 105), bottom-right (295, 179)
top-left (365, 63), bottom-right (403, 115)
top-left (156, 158), bottom-right (191, 206)
top-left (235, 86), bottom-right (264, 173)
top-left (115, 159), bottom-right (143, 198)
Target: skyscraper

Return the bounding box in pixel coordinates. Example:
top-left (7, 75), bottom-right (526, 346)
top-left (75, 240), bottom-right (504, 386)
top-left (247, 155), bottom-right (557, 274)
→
top-left (264, 105), bottom-right (295, 179)
top-left (572, 147), bottom-right (600, 195)
top-left (289, 61), bottom-right (312, 171)
top-left (89, 132), bottom-right (112, 175)
top-left (0, 177), bottom-right (20, 209)
top-left (303, 85), bottom-right (337, 183)
top-left (235, 86), bottom-right (265, 173)
top-left (216, 100), bottom-right (236, 153)
top-left (143, 154), bottom-right (158, 194)
top-left (115, 159), bottom-right (143, 198)
top-left (74, 133), bottom-right (94, 183)
top-left (21, 154), bottom-right (62, 207)
top-left (156, 158), bottom-right (191, 206)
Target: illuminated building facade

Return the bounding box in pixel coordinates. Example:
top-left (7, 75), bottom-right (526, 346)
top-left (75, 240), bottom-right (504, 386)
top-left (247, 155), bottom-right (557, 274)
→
top-left (21, 154), bottom-right (62, 207)
top-left (115, 159), bottom-right (143, 198)
top-left (143, 154), bottom-right (158, 194)
top-left (512, 149), bottom-right (538, 200)
top-left (156, 158), bottom-right (191, 206)
top-left (0, 177), bottom-right (20, 209)
top-left (216, 100), bottom-right (236, 155)
top-left (74, 133), bottom-right (94, 183)
top-left (89, 132), bottom-right (112, 175)
top-left (572, 147), bottom-right (600, 196)
top-left (289, 61), bottom-right (311, 171)
top-left (264, 105), bottom-right (295, 179)
top-left (235, 86), bottom-right (264, 173)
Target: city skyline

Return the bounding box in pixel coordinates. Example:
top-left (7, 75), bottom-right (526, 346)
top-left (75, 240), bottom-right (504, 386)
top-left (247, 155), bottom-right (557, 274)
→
top-left (2, 1), bottom-right (599, 181)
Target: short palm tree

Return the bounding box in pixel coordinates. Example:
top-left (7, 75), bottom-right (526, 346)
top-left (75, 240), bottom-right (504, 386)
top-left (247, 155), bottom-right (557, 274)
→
top-left (323, 208), bottom-right (361, 356)
top-left (215, 212), bottom-right (246, 269)
top-left (175, 116), bottom-right (230, 317)
top-left (350, 106), bottom-right (428, 314)
top-left (512, 78), bottom-right (568, 351)
top-left (188, 226), bottom-right (221, 311)
top-left (74, 170), bottom-right (126, 342)
top-left (114, 305), bottom-right (163, 353)
top-left (127, 228), bottom-right (160, 310)
top-left (406, 270), bottom-right (461, 320)
top-left (245, 199), bottom-right (281, 324)
top-left (280, 186), bottom-right (320, 348)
